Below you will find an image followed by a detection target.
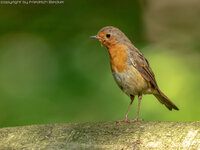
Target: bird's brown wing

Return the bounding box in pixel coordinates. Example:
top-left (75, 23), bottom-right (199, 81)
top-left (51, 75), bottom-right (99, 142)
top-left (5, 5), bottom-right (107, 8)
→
top-left (129, 48), bottom-right (159, 90)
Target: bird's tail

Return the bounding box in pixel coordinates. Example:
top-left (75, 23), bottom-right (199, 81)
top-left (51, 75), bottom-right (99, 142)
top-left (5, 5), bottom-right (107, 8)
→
top-left (154, 90), bottom-right (179, 111)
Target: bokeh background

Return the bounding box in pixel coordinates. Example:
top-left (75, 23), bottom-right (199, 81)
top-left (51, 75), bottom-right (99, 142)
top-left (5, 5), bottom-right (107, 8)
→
top-left (0, 0), bottom-right (199, 128)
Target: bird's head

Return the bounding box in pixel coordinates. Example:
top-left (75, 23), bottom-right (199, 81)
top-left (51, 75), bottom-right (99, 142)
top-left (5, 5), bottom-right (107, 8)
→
top-left (91, 26), bottom-right (131, 48)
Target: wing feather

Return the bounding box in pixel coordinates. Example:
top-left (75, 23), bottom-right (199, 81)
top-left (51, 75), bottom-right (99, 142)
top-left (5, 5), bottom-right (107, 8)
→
top-left (129, 48), bottom-right (159, 90)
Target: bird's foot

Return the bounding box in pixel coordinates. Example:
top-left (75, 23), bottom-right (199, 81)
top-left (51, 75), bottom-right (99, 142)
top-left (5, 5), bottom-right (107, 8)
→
top-left (116, 117), bottom-right (143, 123)
top-left (116, 117), bottom-right (129, 123)
top-left (127, 118), bottom-right (143, 123)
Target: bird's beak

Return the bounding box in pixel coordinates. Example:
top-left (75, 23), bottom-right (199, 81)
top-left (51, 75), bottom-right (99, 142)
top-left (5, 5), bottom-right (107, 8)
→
top-left (90, 35), bottom-right (100, 39)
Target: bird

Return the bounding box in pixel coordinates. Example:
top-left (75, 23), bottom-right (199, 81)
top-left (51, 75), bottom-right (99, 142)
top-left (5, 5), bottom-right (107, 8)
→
top-left (91, 26), bottom-right (179, 123)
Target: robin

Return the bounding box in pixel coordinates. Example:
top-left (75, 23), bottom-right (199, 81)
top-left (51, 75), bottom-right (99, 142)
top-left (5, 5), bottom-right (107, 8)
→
top-left (91, 26), bottom-right (179, 123)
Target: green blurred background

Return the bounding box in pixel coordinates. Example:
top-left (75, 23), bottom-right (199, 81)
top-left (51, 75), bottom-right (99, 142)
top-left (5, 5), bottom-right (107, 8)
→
top-left (0, 0), bottom-right (199, 128)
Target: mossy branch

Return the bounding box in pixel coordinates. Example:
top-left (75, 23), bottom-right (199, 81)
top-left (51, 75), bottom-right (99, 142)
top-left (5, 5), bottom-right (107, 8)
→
top-left (0, 122), bottom-right (199, 149)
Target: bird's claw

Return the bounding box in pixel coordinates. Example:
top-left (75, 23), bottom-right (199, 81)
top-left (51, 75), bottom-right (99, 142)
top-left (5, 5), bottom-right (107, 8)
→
top-left (116, 118), bottom-right (143, 123)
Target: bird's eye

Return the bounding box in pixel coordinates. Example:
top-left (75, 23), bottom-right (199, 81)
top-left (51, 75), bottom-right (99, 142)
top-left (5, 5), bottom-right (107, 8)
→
top-left (106, 34), bottom-right (111, 38)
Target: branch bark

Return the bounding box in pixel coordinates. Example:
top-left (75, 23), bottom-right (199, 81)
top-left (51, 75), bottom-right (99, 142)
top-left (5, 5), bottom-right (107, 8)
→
top-left (0, 122), bottom-right (199, 149)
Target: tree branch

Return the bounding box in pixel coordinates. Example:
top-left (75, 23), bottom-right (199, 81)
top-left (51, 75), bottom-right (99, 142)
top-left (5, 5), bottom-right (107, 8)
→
top-left (0, 122), bottom-right (199, 149)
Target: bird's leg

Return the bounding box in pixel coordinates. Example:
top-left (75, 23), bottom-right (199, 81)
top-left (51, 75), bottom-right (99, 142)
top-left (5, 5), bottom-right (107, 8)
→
top-left (124, 95), bottom-right (135, 120)
top-left (128, 94), bottom-right (143, 122)
top-left (116, 95), bottom-right (134, 123)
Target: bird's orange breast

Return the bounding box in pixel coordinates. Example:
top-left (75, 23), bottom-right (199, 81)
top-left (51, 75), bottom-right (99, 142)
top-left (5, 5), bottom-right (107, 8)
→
top-left (108, 44), bottom-right (129, 73)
